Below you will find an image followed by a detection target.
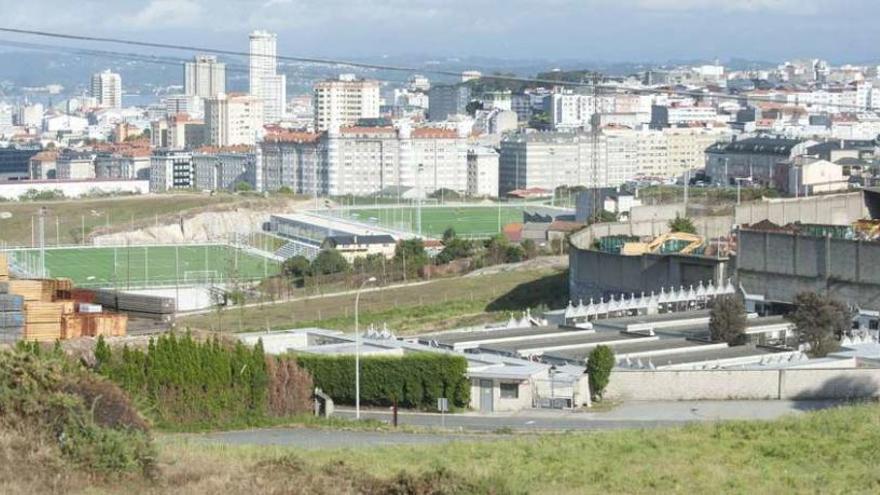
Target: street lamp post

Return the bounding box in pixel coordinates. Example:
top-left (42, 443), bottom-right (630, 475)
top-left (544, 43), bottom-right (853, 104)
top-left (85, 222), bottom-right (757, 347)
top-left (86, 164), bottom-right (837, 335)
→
top-left (355, 276), bottom-right (377, 420)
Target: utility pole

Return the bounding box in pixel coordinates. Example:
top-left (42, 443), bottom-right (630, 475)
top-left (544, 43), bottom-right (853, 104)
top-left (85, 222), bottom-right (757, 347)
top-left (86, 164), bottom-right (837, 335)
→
top-left (38, 207), bottom-right (46, 278)
top-left (590, 72), bottom-right (602, 219)
top-left (416, 163), bottom-right (424, 237)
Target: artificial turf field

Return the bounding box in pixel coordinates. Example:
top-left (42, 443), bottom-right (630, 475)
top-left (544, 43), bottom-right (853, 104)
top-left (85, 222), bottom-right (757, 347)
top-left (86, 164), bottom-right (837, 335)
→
top-left (342, 205), bottom-right (527, 237)
top-left (10, 244), bottom-right (280, 288)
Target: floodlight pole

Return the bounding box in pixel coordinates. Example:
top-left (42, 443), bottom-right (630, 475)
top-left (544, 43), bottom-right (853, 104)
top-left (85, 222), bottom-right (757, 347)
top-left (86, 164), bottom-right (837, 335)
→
top-left (355, 276), bottom-right (377, 420)
top-left (416, 163), bottom-right (424, 237)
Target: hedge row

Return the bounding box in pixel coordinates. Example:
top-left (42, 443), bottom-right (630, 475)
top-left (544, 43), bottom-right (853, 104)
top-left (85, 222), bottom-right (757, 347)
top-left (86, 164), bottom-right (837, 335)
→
top-left (297, 353), bottom-right (470, 409)
top-left (95, 333), bottom-right (313, 429)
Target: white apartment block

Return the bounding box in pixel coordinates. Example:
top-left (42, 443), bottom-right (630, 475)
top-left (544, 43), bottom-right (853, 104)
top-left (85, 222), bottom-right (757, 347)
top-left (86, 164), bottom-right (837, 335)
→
top-left (550, 92), bottom-right (653, 130)
top-left (313, 75), bottom-right (381, 132)
top-left (327, 126), bottom-right (466, 196)
top-left (185, 55), bottom-right (226, 99)
top-left (90, 70), bottom-right (122, 109)
top-left (204, 93), bottom-right (264, 147)
top-left (467, 147), bottom-right (499, 197)
top-left (499, 133), bottom-right (601, 194)
top-left (249, 31), bottom-right (286, 123)
top-left (17, 104), bottom-right (43, 128)
top-left (499, 127), bottom-right (729, 193)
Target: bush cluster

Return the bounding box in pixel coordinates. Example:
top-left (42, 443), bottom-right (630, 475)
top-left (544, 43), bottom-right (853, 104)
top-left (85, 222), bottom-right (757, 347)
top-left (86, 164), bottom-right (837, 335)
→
top-left (297, 353), bottom-right (470, 409)
top-left (0, 345), bottom-right (155, 476)
top-left (96, 333), bottom-right (311, 429)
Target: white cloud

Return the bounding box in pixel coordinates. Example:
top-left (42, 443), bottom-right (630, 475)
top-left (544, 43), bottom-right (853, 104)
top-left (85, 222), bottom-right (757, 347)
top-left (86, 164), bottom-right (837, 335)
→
top-left (635, 0), bottom-right (819, 14)
top-left (121, 0), bottom-right (204, 28)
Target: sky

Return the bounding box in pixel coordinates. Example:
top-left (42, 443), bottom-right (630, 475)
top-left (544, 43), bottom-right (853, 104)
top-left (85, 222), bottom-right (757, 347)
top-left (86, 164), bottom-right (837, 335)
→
top-left (0, 0), bottom-right (877, 63)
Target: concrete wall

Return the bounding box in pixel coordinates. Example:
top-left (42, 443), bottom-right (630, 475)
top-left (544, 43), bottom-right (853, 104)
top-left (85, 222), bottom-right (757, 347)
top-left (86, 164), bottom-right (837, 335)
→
top-left (569, 247), bottom-right (728, 301)
top-left (734, 192), bottom-right (867, 227)
top-left (570, 215), bottom-right (734, 250)
top-left (737, 229), bottom-right (880, 309)
top-left (604, 368), bottom-right (880, 401)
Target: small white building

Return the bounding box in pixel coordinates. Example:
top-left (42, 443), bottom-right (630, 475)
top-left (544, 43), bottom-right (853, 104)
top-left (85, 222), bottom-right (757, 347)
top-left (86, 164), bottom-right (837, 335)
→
top-left (784, 159), bottom-right (848, 196)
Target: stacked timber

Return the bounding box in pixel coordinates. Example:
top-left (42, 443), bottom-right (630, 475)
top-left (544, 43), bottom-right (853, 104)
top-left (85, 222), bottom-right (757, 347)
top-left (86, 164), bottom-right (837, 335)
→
top-left (61, 313), bottom-right (127, 339)
top-left (0, 256), bottom-right (127, 343)
top-left (89, 289), bottom-right (176, 319)
top-left (23, 301), bottom-right (75, 342)
top-left (0, 280), bottom-right (24, 343)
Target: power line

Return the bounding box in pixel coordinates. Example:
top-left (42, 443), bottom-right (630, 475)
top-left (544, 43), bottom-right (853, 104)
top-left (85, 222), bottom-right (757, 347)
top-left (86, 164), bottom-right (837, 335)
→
top-left (0, 26), bottom-right (874, 112)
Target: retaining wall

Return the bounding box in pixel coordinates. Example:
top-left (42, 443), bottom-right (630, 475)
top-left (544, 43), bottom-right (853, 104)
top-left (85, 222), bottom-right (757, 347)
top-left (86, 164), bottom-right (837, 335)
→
top-left (604, 368), bottom-right (880, 401)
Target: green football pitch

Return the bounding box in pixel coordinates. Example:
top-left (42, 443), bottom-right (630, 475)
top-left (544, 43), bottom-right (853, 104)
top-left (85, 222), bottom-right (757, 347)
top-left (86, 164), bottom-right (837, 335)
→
top-left (342, 205), bottom-right (526, 237)
top-left (9, 244), bottom-right (280, 288)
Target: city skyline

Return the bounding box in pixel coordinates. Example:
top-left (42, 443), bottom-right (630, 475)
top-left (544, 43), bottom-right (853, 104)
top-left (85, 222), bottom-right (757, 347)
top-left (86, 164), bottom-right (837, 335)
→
top-left (0, 0), bottom-right (878, 62)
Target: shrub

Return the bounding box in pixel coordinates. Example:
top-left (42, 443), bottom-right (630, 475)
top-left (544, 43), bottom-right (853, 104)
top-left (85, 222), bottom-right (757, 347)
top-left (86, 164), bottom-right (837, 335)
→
top-left (709, 295), bottom-right (747, 345)
top-left (297, 353), bottom-right (470, 409)
top-left (311, 249), bottom-right (350, 275)
top-left (786, 292), bottom-right (851, 357)
top-left (0, 349), bottom-right (155, 476)
top-left (668, 214), bottom-right (697, 234)
top-left (107, 334), bottom-right (267, 427)
top-left (586, 345), bottom-right (615, 400)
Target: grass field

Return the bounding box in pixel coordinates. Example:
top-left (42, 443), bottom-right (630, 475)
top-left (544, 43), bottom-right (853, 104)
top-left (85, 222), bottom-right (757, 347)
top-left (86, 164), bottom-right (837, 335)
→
top-left (141, 402), bottom-right (880, 494)
top-left (337, 204), bottom-right (530, 237)
top-left (9, 244), bottom-right (280, 288)
top-left (180, 263), bottom-right (568, 333)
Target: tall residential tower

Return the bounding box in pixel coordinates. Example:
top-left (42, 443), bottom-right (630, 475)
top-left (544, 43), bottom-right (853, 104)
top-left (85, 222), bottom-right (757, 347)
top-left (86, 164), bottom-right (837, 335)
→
top-left (90, 70), bottom-right (122, 109)
top-left (185, 55), bottom-right (226, 99)
top-left (248, 30), bottom-right (286, 123)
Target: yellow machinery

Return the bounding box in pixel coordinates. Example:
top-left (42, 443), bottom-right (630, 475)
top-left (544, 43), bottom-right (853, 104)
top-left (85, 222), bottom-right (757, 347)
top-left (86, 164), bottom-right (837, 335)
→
top-left (621, 232), bottom-right (704, 256)
top-left (853, 219), bottom-right (880, 240)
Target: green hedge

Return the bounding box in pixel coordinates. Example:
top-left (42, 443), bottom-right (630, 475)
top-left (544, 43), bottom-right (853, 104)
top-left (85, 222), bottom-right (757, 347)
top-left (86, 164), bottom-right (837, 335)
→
top-left (96, 333), bottom-right (269, 429)
top-left (297, 353), bottom-right (470, 409)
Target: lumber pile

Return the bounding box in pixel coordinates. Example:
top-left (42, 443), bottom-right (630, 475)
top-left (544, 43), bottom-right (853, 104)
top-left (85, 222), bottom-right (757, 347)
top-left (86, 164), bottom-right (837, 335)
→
top-left (0, 280), bottom-right (23, 343)
top-left (0, 255), bottom-right (127, 343)
top-left (61, 313), bottom-right (128, 339)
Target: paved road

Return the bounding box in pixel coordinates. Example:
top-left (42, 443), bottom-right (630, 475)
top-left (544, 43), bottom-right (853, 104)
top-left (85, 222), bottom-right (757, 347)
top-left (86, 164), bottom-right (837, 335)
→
top-left (194, 400), bottom-right (843, 449)
top-left (198, 428), bottom-right (488, 449)
top-left (333, 399), bottom-right (842, 431)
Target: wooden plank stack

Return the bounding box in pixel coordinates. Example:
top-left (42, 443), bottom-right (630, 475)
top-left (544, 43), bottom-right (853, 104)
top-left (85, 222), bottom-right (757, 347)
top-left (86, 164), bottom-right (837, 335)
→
top-left (0, 277), bottom-right (23, 344)
top-left (62, 313), bottom-right (128, 339)
top-left (0, 255), bottom-right (127, 343)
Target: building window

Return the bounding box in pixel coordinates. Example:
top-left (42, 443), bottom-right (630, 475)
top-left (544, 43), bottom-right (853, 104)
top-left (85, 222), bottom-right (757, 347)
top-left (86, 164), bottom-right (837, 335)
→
top-left (500, 382), bottom-right (519, 399)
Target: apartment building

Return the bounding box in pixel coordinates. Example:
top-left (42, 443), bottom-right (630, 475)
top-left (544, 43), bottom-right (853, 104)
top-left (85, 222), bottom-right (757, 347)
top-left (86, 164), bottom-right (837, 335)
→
top-left (185, 55), bottom-right (226, 99)
top-left (56, 151), bottom-right (96, 180)
top-left (249, 31), bottom-right (286, 123)
top-left (192, 147), bottom-right (257, 191)
top-left (313, 74), bottom-right (381, 132)
top-left (150, 150), bottom-right (194, 192)
top-left (90, 70), bottom-right (122, 109)
top-left (428, 85), bottom-right (471, 121)
top-left (94, 152), bottom-right (150, 180)
top-left (259, 131), bottom-right (324, 194)
top-left (467, 147), bottom-right (500, 197)
top-left (705, 136), bottom-right (814, 186)
top-left (204, 93), bottom-right (264, 147)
